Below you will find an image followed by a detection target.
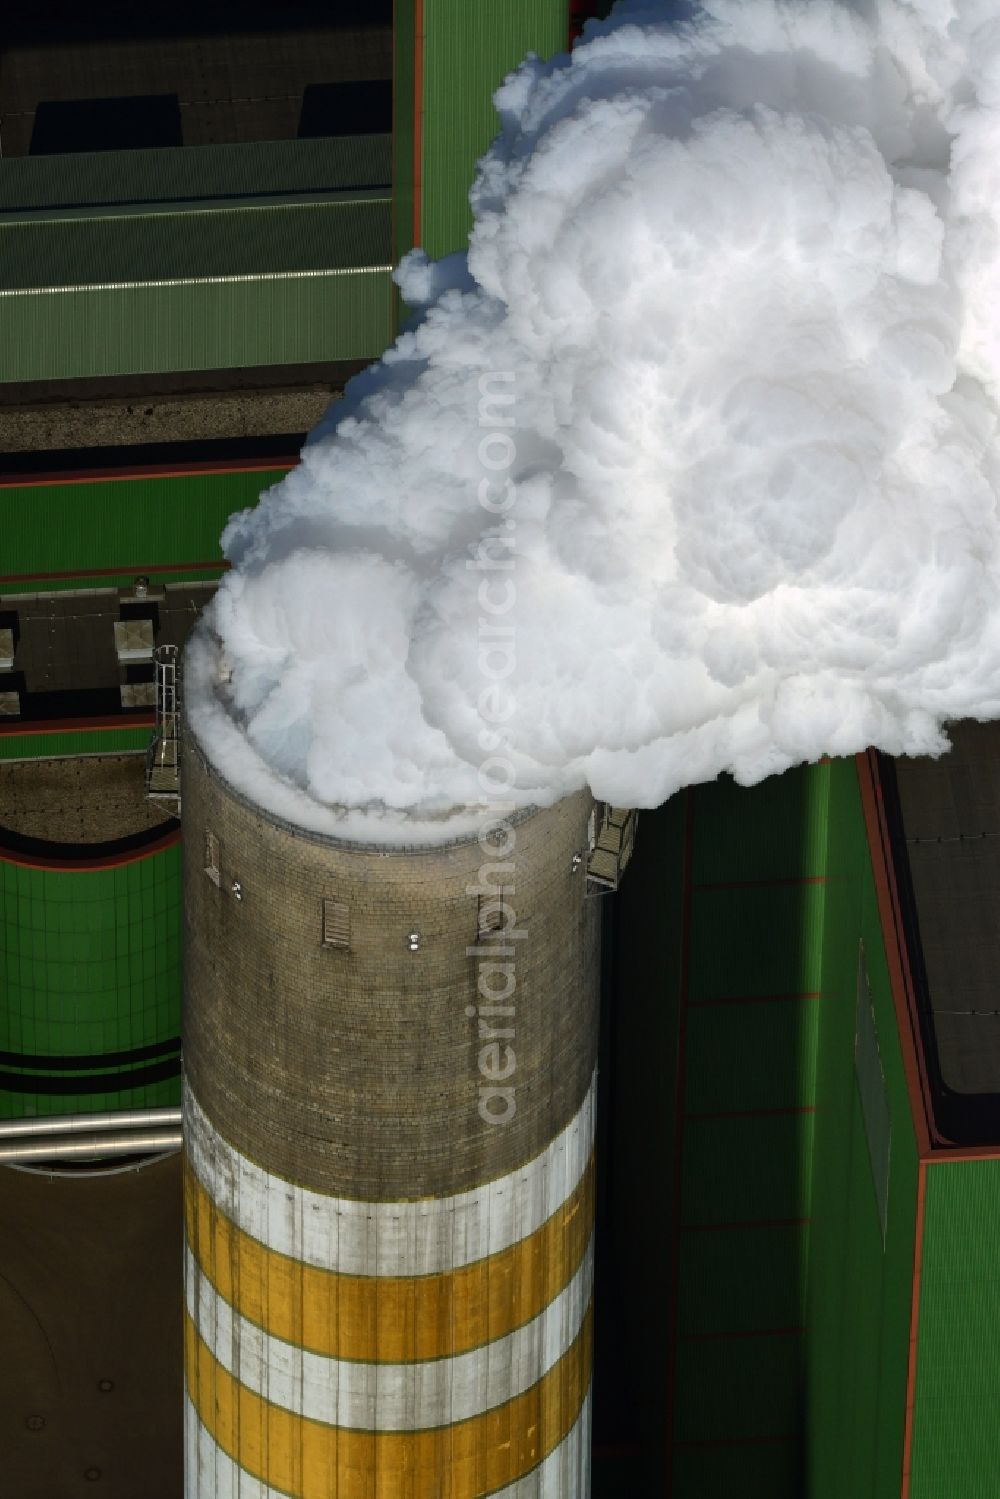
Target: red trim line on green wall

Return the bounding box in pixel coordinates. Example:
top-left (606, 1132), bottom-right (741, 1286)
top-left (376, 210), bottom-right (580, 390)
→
top-left (0, 822), bottom-right (180, 871)
top-left (673, 1434), bottom-right (795, 1449)
top-left (0, 559), bottom-right (229, 586)
top-left (857, 750), bottom-right (1000, 1161)
top-left (692, 874), bottom-right (828, 892)
top-left (900, 1158), bottom-right (927, 1499)
top-left (687, 990), bottom-right (823, 1008)
top-left (0, 715), bottom-right (155, 737)
top-left (680, 1216), bottom-right (812, 1233)
top-left (0, 458), bottom-right (296, 490)
top-left (921, 1143), bottom-right (1000, 1162)
top-left (855, 750), bottom-right (935, 1157)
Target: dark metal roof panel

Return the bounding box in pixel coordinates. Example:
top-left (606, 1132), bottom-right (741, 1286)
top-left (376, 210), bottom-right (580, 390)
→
top-left (889, 721), bottom-right (1000, 1128)
top-left (0, 197), bottom-right (391, 292)
top-left (0, 135), bottom-right (391, 215)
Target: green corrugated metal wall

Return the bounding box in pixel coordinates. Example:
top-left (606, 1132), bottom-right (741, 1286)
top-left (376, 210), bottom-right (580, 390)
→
top-left (420, 0), bottom-right (568, 258)
top-left (805, 757), bottom-right (918, 1499)
top-left (0, 847), bottom-right (182, 1120)
top-left (394, 0), bottom-right (569, 265)
top-left (668, 757), bottom-right (918, 1497)
top-left (393, 0), bottom-right (418, 273)
top-left (0, 729), bottom-right (151, 762)
top-left (0, 468), bottom-right (289, 583)
top-left (0, 136), bottom-right (391, 213)
top-left (593, 792), bottom-right (687, 1496)
top-left (0, 133), bottom-right (394, 383)
top-left (2, 200), bottom-right (390, 291)
top-left (910, 1159), bottom-right (1000, 1499)
top-left (0, 270), bottom-right (393, 385)
top-left (0, 466), bottom-right (286, 1117)
top-left (671, 764), bottom-right (827, 1496)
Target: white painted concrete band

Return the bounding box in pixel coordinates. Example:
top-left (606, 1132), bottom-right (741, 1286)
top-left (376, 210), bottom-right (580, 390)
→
top-left (185, 1236), bottom-right (593, 1431)
top-left (184, 1072), bottom-right (597, 1278)
top-left (184, 1386), bottom-right (592, 1499)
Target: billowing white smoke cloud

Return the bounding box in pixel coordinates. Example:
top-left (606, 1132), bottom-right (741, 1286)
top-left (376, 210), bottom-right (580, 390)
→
top-left (187, 0), bottom-right (1000, 841)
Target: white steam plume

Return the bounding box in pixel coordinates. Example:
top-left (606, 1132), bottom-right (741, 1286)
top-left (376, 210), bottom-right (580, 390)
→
top-left (187, 0), bottom-right (1000, 841)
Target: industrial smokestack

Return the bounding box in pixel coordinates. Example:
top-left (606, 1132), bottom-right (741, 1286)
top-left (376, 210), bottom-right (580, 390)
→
top-left (181, 711), bottom-right (601, 1496)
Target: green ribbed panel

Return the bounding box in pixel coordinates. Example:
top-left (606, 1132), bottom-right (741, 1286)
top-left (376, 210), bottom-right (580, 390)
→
top-left (0, 846), bottom-right (181, 1120)
top-left (591, 1452), bottom-right (653, 1497)
top-left (419, 0), bottom-right (569, 259)
top-left (684, 999), bottom-right (819, 1114)
top-left (0, 268), bottom-right (393, 383)
top-left (910, 1159), bottom-right (1000, 1499)
top-left (674, 1337), bottom-right (802, 1445)
top-left (672, 763), bottom-right (829, 1496)
top-left (688, 881), bottom-right (827, 1002)
top-left (0, 469), bottom-right (286, 581)
top-left (681, 1112), bottom-right (815, 1228)
top-left (0, 136), bottom-right (391, 214)
top-left (805, 757), bottom-right (918, 1499)
top-left (599, 792), bottom-right (687, 1486)
top-left (677, 1222), bottom-right (811, 1336)
top-left (691, 765), bottom-right (831, 885)
top-left (672, 1443), bottom-right (799, 1499)
top-left (393, 0), bottom-right (418, 275)
top-left (0, 198), bottom-right (390, 292)
top-left (0, 730), bottom-right (150, 762)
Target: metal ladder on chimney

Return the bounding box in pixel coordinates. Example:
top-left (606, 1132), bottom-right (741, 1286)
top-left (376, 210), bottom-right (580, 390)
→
top-left (145, 644), bottom-right (182, 818)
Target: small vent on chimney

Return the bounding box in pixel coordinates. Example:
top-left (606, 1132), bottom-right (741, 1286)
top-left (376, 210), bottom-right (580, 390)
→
top-left (477, 891), bottom-right (505, 937)
top-left (322, 898), bottom-right (351, 949)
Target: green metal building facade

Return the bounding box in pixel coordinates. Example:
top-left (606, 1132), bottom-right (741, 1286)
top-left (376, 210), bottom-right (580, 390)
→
top-left (645, 760), bottom-right (914, 1496)
top-left (598, 754), bottom-right (925, 1496)
top-left (0, 467), bottom-right (286, 582)
top-left (393, 0), bottom-right (569, 263)
top-left (0, 850), bottom-right (182, 1119)
top-left (0, 139), bottom-right (394, 384)
top-left (910, 1160), bottom-right (1000, 1499)
top-left (0, 464), bottom-right (294, 1120)
top-left (661, 749), bottom-right (1000, 1499)
top-left (670, 766), bottom-right (824, 1494)
top-left (805, 759), bottom-right (918, 1499)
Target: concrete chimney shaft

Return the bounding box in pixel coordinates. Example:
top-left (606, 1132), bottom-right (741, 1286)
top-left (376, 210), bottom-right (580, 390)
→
top-left (181, 734), bottom-right (600, 1497)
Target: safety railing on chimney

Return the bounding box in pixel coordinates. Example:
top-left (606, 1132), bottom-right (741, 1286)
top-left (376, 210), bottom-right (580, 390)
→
top-left (145, 643), bottom-right (182, 818)
top-left (586, 804), bottom-right (639, 894)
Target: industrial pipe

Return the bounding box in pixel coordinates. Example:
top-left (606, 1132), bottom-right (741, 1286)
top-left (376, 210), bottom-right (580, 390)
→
top-left (0, 1129), bottom-right (182, 1164)
top-left (0, 1107), bottom-right (182, 1140)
